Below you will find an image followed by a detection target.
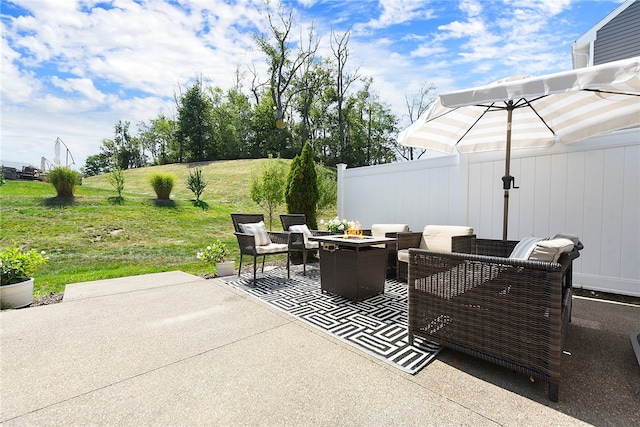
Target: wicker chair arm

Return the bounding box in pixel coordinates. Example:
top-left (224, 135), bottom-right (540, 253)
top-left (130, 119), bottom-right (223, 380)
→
top-left (267, 231), bottom-right (290, 245)
top-left (396, 232), bottom-right (423, 250)
top-left (286, 231), bottom-right (305, 249)
top-left (234, 232), bottom-right (257, 255)
top-left (451, 234), bottom-right (476, 253)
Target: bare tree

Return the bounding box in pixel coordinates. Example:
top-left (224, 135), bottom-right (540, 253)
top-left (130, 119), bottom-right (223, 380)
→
top-left (399, 82), bottom-right (436, 160)
top-left (330, 29), bottom-right (360, 154)
top-left (254, 8), bottom-right (318, 132)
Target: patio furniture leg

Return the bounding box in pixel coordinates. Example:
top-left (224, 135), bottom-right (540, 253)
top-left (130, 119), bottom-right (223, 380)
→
top-left (549, 382), bottom-right (559, 402)
top-left (287, 252), bottom-right (290, 279)
top-left (302, 250), bottom-right (307, 275)
top-left (238, 255), bottom-right (243, 277)
top-left (253, 256), bottom-right (257, 284)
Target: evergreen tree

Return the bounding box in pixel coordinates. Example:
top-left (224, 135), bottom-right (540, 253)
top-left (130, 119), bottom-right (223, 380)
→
top-left (177, 76), bottom-right (214, 162)
top-left (285, 142), bottom-right (319, 228)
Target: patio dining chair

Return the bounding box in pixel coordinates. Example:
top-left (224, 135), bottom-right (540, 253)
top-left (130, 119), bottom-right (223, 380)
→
top-left (279, 214), bottom-right (330, 275)
top-left (231, 213), bottom-right (290, 284)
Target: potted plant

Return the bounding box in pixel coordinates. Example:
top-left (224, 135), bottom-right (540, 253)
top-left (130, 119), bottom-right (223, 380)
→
top-left (1, 247), bottom-right (48, 309)
top-left (197, 240), bottom-right (234, 277)
top-left (322, 217), bottom-right (358, 235)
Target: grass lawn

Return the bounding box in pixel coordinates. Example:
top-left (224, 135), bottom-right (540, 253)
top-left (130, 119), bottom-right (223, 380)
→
top-left (0, 159), bottom-right (334, 297)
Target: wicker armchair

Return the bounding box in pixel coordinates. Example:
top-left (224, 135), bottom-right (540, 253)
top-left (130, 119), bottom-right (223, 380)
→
top-left (279, 214), bottom-right (330, 275)
top-left (407, 236), bottom-right (582, 402)
top-left (360, 224), bottom-right (410, 278)
top-left (231, 213), bottom-right (290, 284)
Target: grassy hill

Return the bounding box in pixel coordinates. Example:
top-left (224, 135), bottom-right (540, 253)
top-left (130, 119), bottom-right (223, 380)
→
top-left (0, 158), bottom-right (334, 297)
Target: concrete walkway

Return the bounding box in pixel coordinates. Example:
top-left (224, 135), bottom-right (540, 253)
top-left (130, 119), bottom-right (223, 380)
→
top-left (1, 271), bottom-right (638, 426)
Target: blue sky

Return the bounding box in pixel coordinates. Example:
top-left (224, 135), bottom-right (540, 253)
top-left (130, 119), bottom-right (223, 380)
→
top-left (0, 0), bottom-right (624, 169)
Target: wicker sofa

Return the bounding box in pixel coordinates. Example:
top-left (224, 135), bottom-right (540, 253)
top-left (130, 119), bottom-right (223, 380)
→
top-left (407, 235), bottom-right (582, 402)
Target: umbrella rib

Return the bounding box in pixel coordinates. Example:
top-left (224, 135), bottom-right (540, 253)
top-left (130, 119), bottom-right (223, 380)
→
top-left (522, 97), bottom-right (556, 136)
top-left (454, 103), bottom-right (495, 145)
top-left (583, 88), bottom-right (640, 97)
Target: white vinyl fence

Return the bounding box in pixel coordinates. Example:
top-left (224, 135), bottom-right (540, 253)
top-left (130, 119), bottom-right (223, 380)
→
top-left (337, 128), bottom-right (640, 297)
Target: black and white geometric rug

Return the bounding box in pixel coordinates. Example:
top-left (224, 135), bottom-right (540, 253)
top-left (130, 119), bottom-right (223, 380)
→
top-left (220, 264), bottom-right (441, 374)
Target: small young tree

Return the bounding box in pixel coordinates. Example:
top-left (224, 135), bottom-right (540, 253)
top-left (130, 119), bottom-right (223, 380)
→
top-left (108, 168), bottom-right (125, 199)
top-left (186, 168), bottom-right (207, 202)
top-left (250, 160), bottom-right (286, 229)
top-left (48, 166), bottom-right (79, 198)
top-left (285, 142), bottom-right (319, 228)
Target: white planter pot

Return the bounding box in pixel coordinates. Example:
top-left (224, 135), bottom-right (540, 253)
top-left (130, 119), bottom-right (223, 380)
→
top-left (216, 261), bottom-right (235, 277)
top-left (0, 278), bottom-right (34, 309)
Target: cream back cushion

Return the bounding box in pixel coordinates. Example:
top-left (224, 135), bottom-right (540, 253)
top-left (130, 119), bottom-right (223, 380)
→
top-left (240, 221), bottom-right (272, 246)
top-left (289, 224), bottom-right (312, 242)
top-left (509, 236), bottom-right (545, 260)
top-left (371, 224), bottom-right (409, 238)
top-left (528, 238), bottom-right (575, 262)
top-left (420, 225), bottom-right (474, 252)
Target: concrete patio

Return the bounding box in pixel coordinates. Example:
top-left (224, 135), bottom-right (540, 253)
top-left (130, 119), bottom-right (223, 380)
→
top-left (1, 270), bottom-right (638, 426)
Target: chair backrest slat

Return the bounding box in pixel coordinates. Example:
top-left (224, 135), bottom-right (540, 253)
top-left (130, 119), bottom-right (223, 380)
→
top-left (231, 213), bottom-right (265, 233)
top-left (280, 214), bottom-right (306, 231)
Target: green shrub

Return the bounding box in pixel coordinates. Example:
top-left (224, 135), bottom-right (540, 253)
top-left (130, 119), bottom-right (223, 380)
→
top-left (48, 166), bottom-right (79, 198)
top-left (149, 173), bottom-right (175, 199)
top-left (186, 168), bottom-right (207, 202)
top-left (285, 142), bottom-right (319, 229)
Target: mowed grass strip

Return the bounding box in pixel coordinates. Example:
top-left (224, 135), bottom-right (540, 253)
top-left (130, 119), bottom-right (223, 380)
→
top-left (1, 159), bottom-right (330, 297)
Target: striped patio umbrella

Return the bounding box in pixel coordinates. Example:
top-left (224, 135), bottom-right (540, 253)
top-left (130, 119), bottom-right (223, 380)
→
top-left (398, 56), bottom-right (640, 240)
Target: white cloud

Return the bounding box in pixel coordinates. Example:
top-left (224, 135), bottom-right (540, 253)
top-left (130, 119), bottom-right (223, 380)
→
top-left (355, 0), bottom-right (435, 31)
top-left (0, 0), bottom-right (619, 167)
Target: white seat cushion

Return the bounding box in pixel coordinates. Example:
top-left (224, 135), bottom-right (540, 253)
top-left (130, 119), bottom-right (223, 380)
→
top-left (304, 241), bottom-right (319, 249)
top-left (255, 243), bottom-right (289, 254)
top-left (240, 221), bottom-right (272, 246)
top-left (397, 249), bottom-right (410, 263)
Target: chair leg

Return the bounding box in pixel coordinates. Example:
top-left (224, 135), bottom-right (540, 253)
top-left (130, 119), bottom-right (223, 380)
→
top-left (261, 255), bottom-right (266, 272)
top-left (548, 382), bottom-right (559, 402)
top-left (302, 250), bottom-right (307, 276)
top-left (287, 252), bottom-right (290, 279)
top-left (253, 256), bottom-right (257, 284)
top-left (238, 254), bottom-right (243, 276)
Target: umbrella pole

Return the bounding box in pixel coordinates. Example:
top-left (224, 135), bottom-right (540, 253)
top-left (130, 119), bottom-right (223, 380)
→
top-left (502, 102), bottom-right (514, 241)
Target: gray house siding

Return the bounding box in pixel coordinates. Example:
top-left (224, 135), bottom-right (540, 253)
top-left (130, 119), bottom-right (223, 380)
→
top-left (593, 0), bottom-right (640, 64)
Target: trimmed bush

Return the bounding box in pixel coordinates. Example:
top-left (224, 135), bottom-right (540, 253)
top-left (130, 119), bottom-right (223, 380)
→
top-left (149, 173), bottom-right (175, 200)
top-left (285, 142), bottom-right (319, 229)
top-left (48, 166), bottom-right (79, 198)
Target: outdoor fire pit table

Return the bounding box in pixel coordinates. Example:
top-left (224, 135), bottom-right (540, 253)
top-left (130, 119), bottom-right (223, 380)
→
top-left (309, 234), bottom-right (396, 301)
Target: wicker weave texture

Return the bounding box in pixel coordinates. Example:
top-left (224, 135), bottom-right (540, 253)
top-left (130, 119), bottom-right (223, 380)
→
top-left (407, 239), bottom-right (578, 401)
top-left (319, 246), bottom-right (387, 301)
